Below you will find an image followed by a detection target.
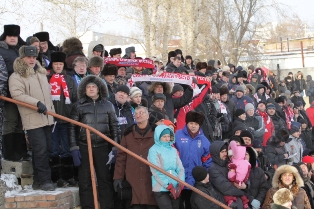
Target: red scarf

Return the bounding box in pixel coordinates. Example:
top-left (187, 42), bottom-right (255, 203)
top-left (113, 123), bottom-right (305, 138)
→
top-left (283, 105), bottom-right (294, 129)
top-left (50, 74), bottom-right (71, 104)
top-left (256, 109), bottom-right (274, 146)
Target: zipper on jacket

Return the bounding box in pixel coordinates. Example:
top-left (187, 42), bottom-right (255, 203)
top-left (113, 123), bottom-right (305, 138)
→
top-left (93, 101), bottom-right (97, 147)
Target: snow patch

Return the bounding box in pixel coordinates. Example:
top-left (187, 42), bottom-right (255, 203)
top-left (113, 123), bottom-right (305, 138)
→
top-left (0, 174), bottom-right (22, 197)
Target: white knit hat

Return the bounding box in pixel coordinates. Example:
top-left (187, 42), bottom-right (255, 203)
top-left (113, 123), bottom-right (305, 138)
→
top-left (130, 87), bottom-right (142, 99)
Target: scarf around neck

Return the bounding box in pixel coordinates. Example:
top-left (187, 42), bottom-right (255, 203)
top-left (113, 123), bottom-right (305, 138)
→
top-left (50, 73), bottom-right (71, 104)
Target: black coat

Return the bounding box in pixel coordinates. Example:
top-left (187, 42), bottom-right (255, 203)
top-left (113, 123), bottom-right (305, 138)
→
top-left (68, 76), bottom-right (120, 149)
top-left (291, 95), bottom-right (306, 107)
top-left (209, 141), bottom-right (244, 209)
top-left (295, 78), bottom-right (306, 92)
top-left (270, 114), bottom-right (288, 134)
top-left (190, 182), bottom-right (225, 209)
top-left (232, 117), bottom-right (248, 131)
top-left (47, 71), bottom-right (77, 123)
top-left (265, 141), bottom-right (287, 167)
top-left (165, 62), bottom-right (181, 73)
top-left (301, 129), bottom-right (314, 150)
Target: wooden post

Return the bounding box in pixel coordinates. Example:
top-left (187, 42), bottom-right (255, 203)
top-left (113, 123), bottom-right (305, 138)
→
top-left (301, 41), bottom-right (305, 67)
top-left (86, 129), bottom-right (99, 209)
top-left (287, 38), bottom-right (289, 52)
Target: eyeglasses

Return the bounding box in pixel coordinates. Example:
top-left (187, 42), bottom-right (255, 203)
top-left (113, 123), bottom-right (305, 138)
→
top-left (135, 111), bottom-right (146, 116)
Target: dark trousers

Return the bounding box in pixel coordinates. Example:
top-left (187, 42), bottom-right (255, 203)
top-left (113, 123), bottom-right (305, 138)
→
top-left (27, 126), bottom-right (52, 184)
top-left (3, 102), bottom-right (23, 134)
top-left (51, 123), bottom-right (71, 158)
top-left (179, 190), bottom-right (192, 209)
top-left (132, 205), bottom-right (159, 209)
top-left (154, 192), bottom-right (180, 209)
top-left (78, 144), bottom-right (114, 209)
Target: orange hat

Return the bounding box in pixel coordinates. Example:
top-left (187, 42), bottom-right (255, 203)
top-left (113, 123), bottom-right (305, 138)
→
top-left (302, 156), bottom-right (314, 164)
top-left (163, 120), bottom-right (176, 132)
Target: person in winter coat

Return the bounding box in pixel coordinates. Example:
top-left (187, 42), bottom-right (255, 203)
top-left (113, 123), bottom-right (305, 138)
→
top-left (62, 37), bottom-right (86, 71)
top-left (262, 165), bottom-right (311, 209)
top-left (46, 52), bottom-right (78, 187)
top-left (267, 104), bottom-right (288, 135)
top-left (294, 101), bottom-right (312, 129)
top-left (233, 109), bottom-right (249, 131)
top-left (294, 72), bottom-right (306, 96)
top-left (306, 75), bottom-right (314, 104)
top-left (87, 41), bottom-right (104, 58)
top-left (26, 36), bottom-right (50, 68)
top-left (146, 81), bottom-right (193, 122)
top-left (278, 81), bottom-right (288, 95)
top-left (232, 86), bottom-right (254, 110)
top-left (148, 93), bottom-right (169, 120)
top-left (166, 56), bottom-right (183, 73)
top-left (190, 166), bottom-right (226, 209)
top-left (0, 25), bottom-right (28, 163)
top-left (209, 141), bottom-right (246, 209)
top-left (184, 55), bottom-right (195, 71)
top-left (246, 146), bottom-right (269, 209)
top-left (245, 103), bottom-right (264, 142)
top-left (9, 46), bottom-right (55, 191)
top-left (224, 141), bottom-right (251, 208)
top-left (254, 84), bottom-right (270, 104)
top-left (250, 74), bottom-right (259, 90)
top-left (110, 48), bottom-right (122, 58)
top-left (284, 72), bottom-right (295, 93)
top-left (271, 188), bottom-right (297, 209)
top-left (299, 119), bottom-right (314, 150)
top-left (122, 46), bottom-right (136, 59)
top-left (285, 122), bottom-right (304, 165)
top-left (148, 125), bottom-right (185, 209)
top-left (265, 130), bottom-right (290, 168)
top-left (297, 162), bottom-right (314, 208)
top-left (291, 90), bottom-right (306, 107)
top-left (268, 71), bottom-right (278, 92)
top-left (68, 75), bottom-right (120, 209)
top-left (220, 86), bottom-right (235, 140)
top-left (172, 80), bottom-right (211, 130)
top-left (33, 31), bottom-right (56, 61)
top-left (101, 64), bottom-right (119, 99)
top-left (114, 106), bottom-right (158, 209)
top-left (174, 111), bottom-right (212, 209)
top-left (110, 85), bottom-right (135, 137)
top-left (256, 101), bottom-right (274, 146)
top-left (129, 87), bottom-right (148, 109)
top-left (252, 140), bottom-right (274, 173)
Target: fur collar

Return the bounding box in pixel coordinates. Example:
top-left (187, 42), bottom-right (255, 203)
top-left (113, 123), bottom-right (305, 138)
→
top-left (0, 41), bottom-right (8, 49)
top-left (272, 165), bottom-right (304, 188)
top-left (13, 58), bottom-right (47, 78)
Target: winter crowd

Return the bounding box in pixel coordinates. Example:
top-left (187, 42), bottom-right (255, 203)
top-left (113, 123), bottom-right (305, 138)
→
top-left (1, 24), bottom-right (314, 209)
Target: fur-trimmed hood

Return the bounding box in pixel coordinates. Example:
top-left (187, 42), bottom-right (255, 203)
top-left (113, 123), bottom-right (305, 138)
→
top-left (148, 82), bottom-right (172, 94)
top-left (272, 165), bottom-right (304, 188)
top-left (13, 58), bottom-right (47, 78)
top-left (88, 41), bottom-right (104, 58)
top-left (78, 75), bottom-right (108, 100)
top-left (246, 84), bottom-right (255, 94)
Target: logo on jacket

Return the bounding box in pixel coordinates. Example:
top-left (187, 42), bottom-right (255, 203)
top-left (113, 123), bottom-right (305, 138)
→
top-left (198, 140), bottom-right (201, 148)
top-left (181, 138), bottom-right (188, 143)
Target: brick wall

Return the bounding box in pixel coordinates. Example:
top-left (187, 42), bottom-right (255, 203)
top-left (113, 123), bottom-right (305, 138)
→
top-left (5, 190), bottom-right (73, 209)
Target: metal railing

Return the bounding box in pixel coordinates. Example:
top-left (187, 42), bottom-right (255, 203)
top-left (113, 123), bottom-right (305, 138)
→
top-left (0, 95), bottom-right (230, 209)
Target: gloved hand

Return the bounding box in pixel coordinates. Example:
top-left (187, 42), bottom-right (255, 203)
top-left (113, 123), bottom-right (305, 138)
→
top-left (71, 150), bottom-right (81, 167)
top-left (113, 179), bottom-right (123, 192)
top-left (175, 183), bottom-right (185, 198)
top-left (37, 101), bottom-right (47, 114)
top-left (192, 77), bottom-right (198, 84)
top-left (167, 183), bottom-right (177, 199)
top-left (251, 199), bottom-right (261, 209)
top-left (106, 150), bottom-right (117, 165)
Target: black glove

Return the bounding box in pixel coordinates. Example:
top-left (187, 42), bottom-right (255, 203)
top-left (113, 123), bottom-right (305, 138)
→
top-left (217, 113), bottom-right (223, 118)
top-left (37, 101), bottom-right (47, 114)
top-left (113, 179), bottom-right (123, 192)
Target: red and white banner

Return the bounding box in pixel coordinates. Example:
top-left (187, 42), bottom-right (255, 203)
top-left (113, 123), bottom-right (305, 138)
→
top-left (104, 58), bottom-right (155, 68)
top-left (128, 73), bottom-right (211, 96)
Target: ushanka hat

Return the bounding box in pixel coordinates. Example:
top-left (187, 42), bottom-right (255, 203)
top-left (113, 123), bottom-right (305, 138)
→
top-left (0, 24), bottom-right (26, 45)
top-left (47, 52), bottom-right (67, 69)
top-left (109, 48), bottom-right (122, 56)
top-left (185, 111), bottom-right (205, 126)
top-left (33, 31), bottom-right (55, 50)
top-left (19, 46), bottom-right (38, 58)
top-left (101, 64), bottom-right (117, 76)
top-left (88, 56), bottom-right (104, 68)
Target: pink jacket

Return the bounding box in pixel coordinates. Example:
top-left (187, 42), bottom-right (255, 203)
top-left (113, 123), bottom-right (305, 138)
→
top-left (228, 141), bottom-right (251, 185)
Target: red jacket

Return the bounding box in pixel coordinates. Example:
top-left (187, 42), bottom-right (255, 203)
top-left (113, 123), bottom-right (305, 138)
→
top-left (306, 107), bottom-right (314, 127)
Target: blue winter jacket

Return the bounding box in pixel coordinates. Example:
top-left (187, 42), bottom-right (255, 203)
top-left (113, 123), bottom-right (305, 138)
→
top-left (232, 95), bottom-right (254, 110)
top-left (148, 125), bottom-right (185, 192)
top-left (174, 126), bottom-right (212, 188)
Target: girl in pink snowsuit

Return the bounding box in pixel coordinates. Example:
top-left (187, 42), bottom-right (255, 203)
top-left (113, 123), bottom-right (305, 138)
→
top-left (224, 141), bottom-right (251, 208)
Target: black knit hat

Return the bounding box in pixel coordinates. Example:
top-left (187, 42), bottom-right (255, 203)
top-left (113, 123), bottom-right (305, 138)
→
top-left (229, 136), bottom-right (244, 145)
top-left (240, 130), bottom-right (253, 140)
top-left (149, 111), bottom-right (165, 124)
top-left (192, 166), bottom-right (208, 182)
top-left (171, 84), bottom-right (184, 95)
top-left (116, 85), bottom-right (130, 95)
top-left (235, 109), bottom-right (246, 117)
top-left (252, 139), bottom-right (262, 149)
top-left (152, 93), bottom-right (166, 102)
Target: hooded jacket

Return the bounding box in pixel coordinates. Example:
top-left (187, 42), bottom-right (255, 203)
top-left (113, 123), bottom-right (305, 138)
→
top-left (208, 141), bottom-right (244, 209)
top-left (262, 165), bottom-right (310, 209)
top-left (88, 41), bottom-right (104, 58)
top-left (305, 75), bottom-right (314, 96)
top-left (146, 82), bottom-right (193, 122)
top-left (147, 125), bottom-right (185, 192)
top-left (9, 58), bottom-right (55, 130)
top-left (68, 76), bottom-right (120, 149)
top-left (294, 72), bottom-right (306, 92)
top-left (174, 125), bottom-right (211, 187)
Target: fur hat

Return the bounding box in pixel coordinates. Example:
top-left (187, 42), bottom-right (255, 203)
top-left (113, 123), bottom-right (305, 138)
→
top-left (220, 86), bottom-right (229, 95)
top-left (148, 82), bottom-right (171, 94)
top-left (88, 56), bottom-right (104, 68)
top-left (273, 188), bottom-right (293, 205)
top-left (78, 75), bottom-right (108, 99)
top-left (171, 84), bottom-right (184, 95)
top-left (235, 109), bottom-right (246, 117)
top-left (62, 37), bottom-right (83, 56)
top-left (33, 31), bottom-right (55, 50)
top-left (0, 24), bottom-right (26, 45)
top-left (272, 165), bottom-right (304, 188)
top-left (152, 93), bottom-right (166, 102)
top-left (192, 166), bottom-right (208, 182)
top-left (109, 48), bottom-right (122, 57)
top-left (237, 71), bottom-right (246, 78)
top-left (130, 87), bottom-right (142, 98)
top-left (101, 64), bottom-right (117, 76)
top-left (19, 46), bottom-right (38, 59)
top-left (186, 111), bottom-right (205, 126)
top-left (47, 52), bottom-right (67, 69)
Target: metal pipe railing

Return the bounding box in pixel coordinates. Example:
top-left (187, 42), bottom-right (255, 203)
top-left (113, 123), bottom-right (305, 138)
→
top-left (0, 95), bottom-right (230, 209)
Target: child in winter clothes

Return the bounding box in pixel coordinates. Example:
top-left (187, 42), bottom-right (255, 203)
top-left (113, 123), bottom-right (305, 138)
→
top-left (224, 141), bottom-right (251, 208)
top-left (148, 125), bottom-right (185, 209)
